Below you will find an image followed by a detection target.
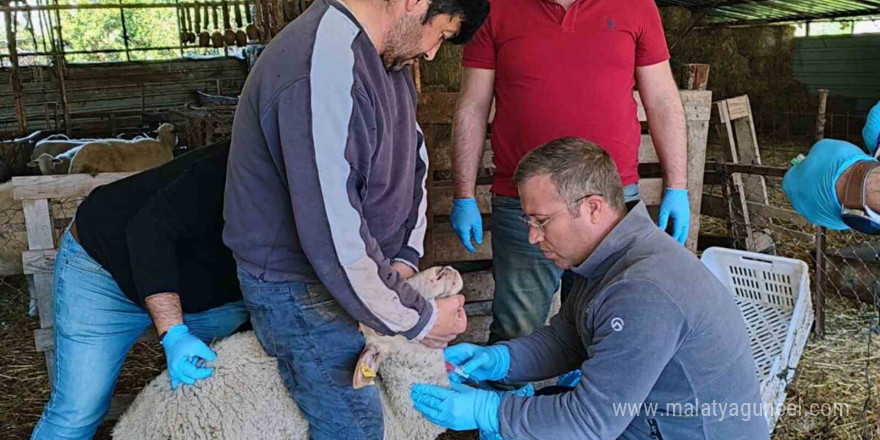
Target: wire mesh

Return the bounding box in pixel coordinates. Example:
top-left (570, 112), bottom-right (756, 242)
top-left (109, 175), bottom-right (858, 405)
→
top-left (704, 140), bottom-right (880, 439)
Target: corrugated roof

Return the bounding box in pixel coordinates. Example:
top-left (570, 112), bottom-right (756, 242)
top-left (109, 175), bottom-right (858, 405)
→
top-left (657, 0), bottom-right (880, 25)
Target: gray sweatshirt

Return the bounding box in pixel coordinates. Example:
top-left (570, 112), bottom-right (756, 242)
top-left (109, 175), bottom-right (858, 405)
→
top-left (223, 0), bottom-right (434, 339)
top-left (497, 203), bottom-right (770, 440)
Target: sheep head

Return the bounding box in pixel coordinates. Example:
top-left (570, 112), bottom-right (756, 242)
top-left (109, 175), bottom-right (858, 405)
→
top-left (155, 123), bottom-right (177, 148)
top-left (353, 266), bottom-right (463, 389)
top-left (27, 153), bottom-right (65, 175)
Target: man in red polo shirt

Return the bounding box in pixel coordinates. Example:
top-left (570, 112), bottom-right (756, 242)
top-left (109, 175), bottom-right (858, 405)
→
top-left (450, 0), bottom-right (688, 344)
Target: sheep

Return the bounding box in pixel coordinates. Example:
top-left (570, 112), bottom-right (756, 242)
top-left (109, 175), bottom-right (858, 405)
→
top-left (68, 123), bottom-right (176, 174)
top-left (27, 146), bottom-right (83, 175)
top-left (28, 153), bottom-right (69, 175)
top-left (30, 135), bottom-right (94, 160)
top-left (113, 266), bottom-right (462, 440)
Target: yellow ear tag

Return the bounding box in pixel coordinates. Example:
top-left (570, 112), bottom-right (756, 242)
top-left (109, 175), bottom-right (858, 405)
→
top-left (360, 362), bottom-right (377, 385)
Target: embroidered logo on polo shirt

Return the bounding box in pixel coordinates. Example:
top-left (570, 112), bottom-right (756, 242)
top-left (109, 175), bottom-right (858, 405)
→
top-left (607, 18), bottom-right (615, 30)
top-left (611, 317), bottom-right (624, 332)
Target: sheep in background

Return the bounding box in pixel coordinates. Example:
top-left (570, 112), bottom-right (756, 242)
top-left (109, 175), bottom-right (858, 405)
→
top-left (27, 145), bottom-right (83, 175)
top-left (31, 135), bottom-right (94, 160)
top-left (68, 123), bottom-right (176, 174)
top-left (112, 266), bottom-right (462, 440)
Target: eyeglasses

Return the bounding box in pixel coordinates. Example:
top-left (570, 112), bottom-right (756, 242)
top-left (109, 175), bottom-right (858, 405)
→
top-left (519, 193), bottom-right (602, 235)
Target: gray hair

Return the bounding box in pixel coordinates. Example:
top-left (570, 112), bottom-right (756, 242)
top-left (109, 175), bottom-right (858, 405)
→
top-left (513, 137), bottom-right (625, 214)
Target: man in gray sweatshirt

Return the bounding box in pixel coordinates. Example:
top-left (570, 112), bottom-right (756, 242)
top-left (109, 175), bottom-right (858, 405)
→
top-left (223, 0), bottom-right (488, 438)
top-left (412, 137), bottom-right (769, 440)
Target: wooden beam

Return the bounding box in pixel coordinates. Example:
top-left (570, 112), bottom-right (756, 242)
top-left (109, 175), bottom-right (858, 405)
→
top-left (1, 0), bottom-right (252, 11)
top-left (419, 91), bottom-right (713, 125)
top-left (681, 64), bottom-right (710, 91)
top-left (701, 194), bottom-right (813, 242)
top-left (460, 270), bottom-right (494, 302)
top-left (12, 173), bottom-right (136, 200)
top-left (639, 178), bottom-right (664, 206)
top-left (22, 249), bottom-right (56, 275)
top-left (452, 315), bottom-right (491, 344)
top-left (5, 0), bottom-right (29, 135)
top-left (430, 230), bottom-right (493, 263)
top-left (815, 89), bottom-right (830, 142)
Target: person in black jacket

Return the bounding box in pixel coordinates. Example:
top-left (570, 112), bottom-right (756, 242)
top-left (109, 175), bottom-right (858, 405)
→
top-left (31, 140), bottom-right (247, 440)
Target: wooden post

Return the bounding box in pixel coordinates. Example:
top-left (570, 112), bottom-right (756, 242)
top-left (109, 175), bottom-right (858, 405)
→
top-left (681, 64), bottom-right (710, 91)
top-left (813, 88), bottom-right (830, 338)
top-left (412, 59), bottom-right (421, 94)
top-left (51, 0), bottom-right (71, 135)
top-left (5, 0), bottom-right (29, 135)
top-left (814, 89), bottom-right (829, 141)
top-left (814, 226), bottom-right (825, 339)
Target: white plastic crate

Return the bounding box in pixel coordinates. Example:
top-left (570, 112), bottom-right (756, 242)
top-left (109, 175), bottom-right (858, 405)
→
top-left (701, 247), bottom-right (814, 431)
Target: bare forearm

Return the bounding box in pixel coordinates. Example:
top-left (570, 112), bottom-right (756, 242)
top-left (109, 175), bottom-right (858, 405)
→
top-left (647, 97), bottom-right (688, 189)
top-left (453, 68), bottom-right (495, 199)
top-left (145, 292), bottom-right (184, 336)
top-left (452, 105), bottom-right (490, 199)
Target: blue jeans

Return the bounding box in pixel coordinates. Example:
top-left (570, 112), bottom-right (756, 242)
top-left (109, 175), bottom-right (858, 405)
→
top-left (237, 268), bottom-right (384, 440)
top-left (490, 184), bottom-right (640, 343)
top-left (32, 231), bottom-right (248, 440)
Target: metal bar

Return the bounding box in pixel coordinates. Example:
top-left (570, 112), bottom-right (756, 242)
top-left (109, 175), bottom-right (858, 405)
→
top-left (813, 87), bottom-right (831, 339)
top-left (119, 0), bottom-right (131, 62)
top-left (705, 160), bottom-right (788, 178)
top-left (699, 8), bottom-right (880, 26)
top-left (687, 0), bottom-right (775, 10)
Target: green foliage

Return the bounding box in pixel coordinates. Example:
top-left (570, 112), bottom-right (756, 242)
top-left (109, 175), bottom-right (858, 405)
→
top-left (60, 6), bottom-right (182, 62)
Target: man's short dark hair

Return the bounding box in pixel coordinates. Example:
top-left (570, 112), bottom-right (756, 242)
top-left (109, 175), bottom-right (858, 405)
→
top-left (514, 137), bottom-right (626, 214)
top-left (424, 0), bottom-right (489, 45)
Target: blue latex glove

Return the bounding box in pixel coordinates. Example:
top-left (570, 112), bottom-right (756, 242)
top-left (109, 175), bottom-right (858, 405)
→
top-left (411, 382), bottom-right (502, 434)
top-left (783, 139), bottom-right (875, 230)
top-left (451, 198), bottom-right (483, 253)
top-left (865, 101), bottom-right (880, 155)
top-left (161, 324), bottom-right (217, 390)
top-left (444, 343), bottom-right (510, 382)
top-left (657, 188), bottom-right (690, 245)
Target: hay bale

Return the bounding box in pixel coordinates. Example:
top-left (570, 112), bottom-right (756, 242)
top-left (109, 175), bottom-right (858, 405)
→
top-left (659, 6), bottom-right (692, 36)
top-left (733, 27), bottom-right (780, 58)
top-left (419, 44), bottom-right (463, 92)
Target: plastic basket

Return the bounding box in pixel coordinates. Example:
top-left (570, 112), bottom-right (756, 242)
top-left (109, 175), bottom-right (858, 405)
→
top-left (701, 247), bottom-right (814, 431)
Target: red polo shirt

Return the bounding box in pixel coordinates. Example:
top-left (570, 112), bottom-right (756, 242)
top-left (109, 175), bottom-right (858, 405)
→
top-left (462, 0), bottom-right (670, 196)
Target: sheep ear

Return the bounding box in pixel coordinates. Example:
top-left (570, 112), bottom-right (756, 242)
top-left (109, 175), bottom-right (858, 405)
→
top-left (27, 161), bottom-right (38, 168)
top-left (352, 345), bottom-right (383, 389)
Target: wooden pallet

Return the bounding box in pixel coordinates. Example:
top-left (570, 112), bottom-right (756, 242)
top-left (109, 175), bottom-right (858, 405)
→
top-left (708, 95), bottom-right (775, 253)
